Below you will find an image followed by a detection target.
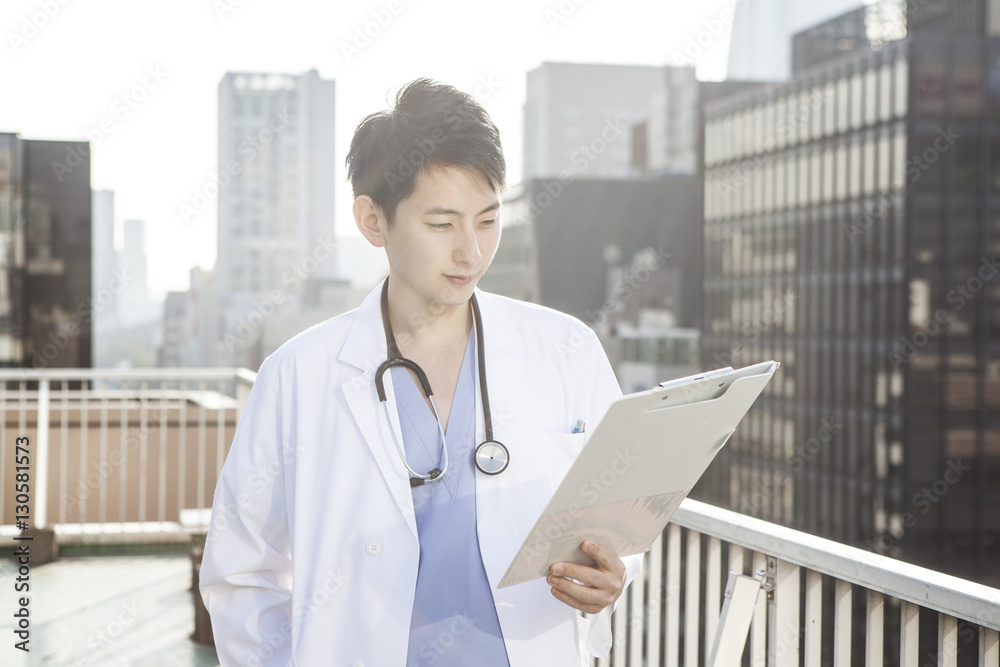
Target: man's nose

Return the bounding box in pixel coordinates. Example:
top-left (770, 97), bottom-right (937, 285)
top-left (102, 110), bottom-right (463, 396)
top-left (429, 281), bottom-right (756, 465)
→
top-left (455, 224), bottom-right (482, 264)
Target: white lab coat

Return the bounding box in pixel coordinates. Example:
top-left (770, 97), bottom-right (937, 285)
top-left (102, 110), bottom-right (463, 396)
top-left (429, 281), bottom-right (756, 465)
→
top-left (199, 280), bottom-right (643, 666)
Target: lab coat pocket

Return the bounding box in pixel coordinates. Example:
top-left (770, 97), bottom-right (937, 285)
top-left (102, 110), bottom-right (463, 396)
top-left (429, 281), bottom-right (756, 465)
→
top-left (535, 430), bottom-right (588, 493)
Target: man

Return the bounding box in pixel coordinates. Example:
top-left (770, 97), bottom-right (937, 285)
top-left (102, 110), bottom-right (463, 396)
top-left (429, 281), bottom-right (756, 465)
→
top-left (200, 77), bottom-right (642, 666)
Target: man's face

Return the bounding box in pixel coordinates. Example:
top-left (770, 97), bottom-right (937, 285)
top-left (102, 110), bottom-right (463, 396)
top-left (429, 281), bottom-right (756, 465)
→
top-left (383, 163), bottom-right (502, 311)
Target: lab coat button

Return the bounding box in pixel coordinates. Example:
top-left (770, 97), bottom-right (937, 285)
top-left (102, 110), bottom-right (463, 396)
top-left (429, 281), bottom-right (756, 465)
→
top-left (365, 541), bottom-right (382, 556)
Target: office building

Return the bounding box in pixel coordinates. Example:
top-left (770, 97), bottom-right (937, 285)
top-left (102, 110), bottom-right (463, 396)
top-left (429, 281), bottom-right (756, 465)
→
top-left (633, 68), bottom-right (769, 178)
top-left (119, 218), bottom-right (157, 328)
top-left (0, 133), bottom-right (92, 369)
top-left (216, 69), bottom-right (336, 367)
top-left (523, 62), bottom-right (665, 179)
top-left (483, 176), bottom-right (701, 330)
top-left (90, 190), bottom-right (118, 331)
top-left (727, 0), bottom-right (865, 81)
top-left (697, 0), bottom-right (1000, 583)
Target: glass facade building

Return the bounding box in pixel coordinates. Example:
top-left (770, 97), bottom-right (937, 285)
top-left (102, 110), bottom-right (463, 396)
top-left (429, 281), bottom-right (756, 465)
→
top-left (697, 16), bottom-right (1000, 584)
top-left (0, 133), bottom-right (92, 369)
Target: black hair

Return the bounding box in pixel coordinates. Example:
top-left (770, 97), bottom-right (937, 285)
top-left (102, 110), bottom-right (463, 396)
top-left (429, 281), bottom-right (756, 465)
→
top-left (345, 77), bottom-right (506, 226)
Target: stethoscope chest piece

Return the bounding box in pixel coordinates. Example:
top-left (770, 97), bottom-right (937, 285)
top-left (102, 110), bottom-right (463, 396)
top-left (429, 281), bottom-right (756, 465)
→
top-left (474, 440), bottom-right (509, 475)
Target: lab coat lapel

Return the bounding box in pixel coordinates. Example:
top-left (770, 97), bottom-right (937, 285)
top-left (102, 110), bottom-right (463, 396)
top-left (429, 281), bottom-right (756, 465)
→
top-left (338, 279), bottom-right (418, 541)
top-left (470, 289), bottom-right (532, 588)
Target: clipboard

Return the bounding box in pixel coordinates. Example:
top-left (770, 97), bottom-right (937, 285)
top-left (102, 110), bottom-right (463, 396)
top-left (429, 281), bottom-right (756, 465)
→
top-left (497, 360), bottom-right (779, 588)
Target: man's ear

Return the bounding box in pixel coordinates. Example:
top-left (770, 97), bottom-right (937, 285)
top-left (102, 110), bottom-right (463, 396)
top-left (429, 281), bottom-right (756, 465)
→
top-left (354, 195), bottom-right (387, 248)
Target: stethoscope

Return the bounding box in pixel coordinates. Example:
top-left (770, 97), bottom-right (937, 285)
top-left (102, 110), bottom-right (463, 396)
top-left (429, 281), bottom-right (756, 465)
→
top-left (374, 279), bottom-right (510, 487)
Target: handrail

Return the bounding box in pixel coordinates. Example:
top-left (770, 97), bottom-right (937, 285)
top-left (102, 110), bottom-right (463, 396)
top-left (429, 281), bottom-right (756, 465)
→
top-left (673, 498), bottom-right (1000, 631)
top-left (0, 368), bottom-right (249, 380)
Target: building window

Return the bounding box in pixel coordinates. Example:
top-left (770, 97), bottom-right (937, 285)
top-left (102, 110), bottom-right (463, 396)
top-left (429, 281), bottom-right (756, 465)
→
top-left (823, 150), bottom-right (835, 202)
top-left (893, 126), bottom-right (907, 188)
top-left (878, 133), bottom-right (892, 192)
top-left (865, 69), bottom-right (878, 126)
top-left (808, 87), bottom-right (823, 141)
top-left (879, 64), bottom-right (893, 123)
top-left (835, 142), bottom-right (848, 200)
top-left (849, 139), bottom-right (862, 198)
top-left (810, 150), bottom-right (822, 204)
top-left (863, 135), bottom-right (876, 195)
top-left (837, 78), bottom-right (850, 134)
top-left (776, 156), bottom-right (787, 207)
top-left (824, 81), bottom-right (836, 136)
top-left (851, 73), bottom-right (864, 130)
top-left (894, 58), bottom-right (909, 117)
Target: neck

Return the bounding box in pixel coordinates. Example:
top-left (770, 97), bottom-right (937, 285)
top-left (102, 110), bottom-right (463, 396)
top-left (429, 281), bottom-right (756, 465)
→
top-left (385, 276), bottom-right (472, 349)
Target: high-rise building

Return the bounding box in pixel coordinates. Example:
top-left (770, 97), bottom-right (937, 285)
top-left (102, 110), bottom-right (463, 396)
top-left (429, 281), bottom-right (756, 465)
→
top-left (119, 219), bottom-right (155, 327)
top-left (0, 133), bottom-right (92, 369)
top-left (633, 68), bottom-right (769, 178)
top-left (215, 69), bottom-right (336, 367)
top-left (697, 0), bottom-right (1000, 584)
top-left (482, 175), bottom-right (702, 333)
top-left (523, 62), bottom-right (665, 179)
top-left (726, 0), bottom-right (865, 81)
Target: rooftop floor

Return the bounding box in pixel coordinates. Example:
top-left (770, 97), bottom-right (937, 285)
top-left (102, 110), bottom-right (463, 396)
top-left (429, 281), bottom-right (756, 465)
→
top-left (0, 546), bottom-right (220, 666)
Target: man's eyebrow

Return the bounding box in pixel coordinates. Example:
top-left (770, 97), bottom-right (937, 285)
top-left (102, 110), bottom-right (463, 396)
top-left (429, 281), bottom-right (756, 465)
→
top-left (422, 201), bottom-right (501, 216)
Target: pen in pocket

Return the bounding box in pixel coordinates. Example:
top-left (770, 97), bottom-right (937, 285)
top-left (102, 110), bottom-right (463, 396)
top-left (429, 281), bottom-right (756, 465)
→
top-left (572, 419), bottom-right (585, 434)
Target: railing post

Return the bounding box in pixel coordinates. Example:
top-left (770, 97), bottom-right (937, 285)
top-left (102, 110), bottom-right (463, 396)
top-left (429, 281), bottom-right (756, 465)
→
top-left (236, 369), bottom-right (255, 423)
top-left (36, 378), bottom-right (49, 529)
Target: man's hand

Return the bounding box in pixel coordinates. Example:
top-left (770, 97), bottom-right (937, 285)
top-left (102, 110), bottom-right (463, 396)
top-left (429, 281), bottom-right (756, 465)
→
top-left (547, 540), bottom-right (626, 614)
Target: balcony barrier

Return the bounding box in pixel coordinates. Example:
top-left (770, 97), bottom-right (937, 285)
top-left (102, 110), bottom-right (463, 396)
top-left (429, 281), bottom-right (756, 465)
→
top-left (0, 368), bottom-right (253, 544)
top-left (1, 369), bottom-right (998, 666)
top-left (597, 498), bottom-right (1000, 667)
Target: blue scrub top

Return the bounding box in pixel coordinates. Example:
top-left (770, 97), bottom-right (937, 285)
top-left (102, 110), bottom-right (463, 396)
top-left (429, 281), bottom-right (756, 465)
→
top-left (391, 330), bottom-right (511, 667)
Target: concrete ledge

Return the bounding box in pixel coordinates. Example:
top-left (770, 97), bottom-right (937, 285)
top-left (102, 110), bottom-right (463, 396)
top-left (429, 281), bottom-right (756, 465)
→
top-left (3, 527), bottom-right (57, 565)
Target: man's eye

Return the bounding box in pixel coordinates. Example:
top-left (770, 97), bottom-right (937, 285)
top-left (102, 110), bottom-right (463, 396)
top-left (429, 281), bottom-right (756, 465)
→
top-left (430, 223), bottom-right (451, 229)
top-left (481, 219), bottom-right (497, 225)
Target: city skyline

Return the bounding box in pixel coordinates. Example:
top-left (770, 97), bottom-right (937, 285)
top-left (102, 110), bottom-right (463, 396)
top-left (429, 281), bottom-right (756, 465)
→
top-left (0, 0), bottom-right (737, 299)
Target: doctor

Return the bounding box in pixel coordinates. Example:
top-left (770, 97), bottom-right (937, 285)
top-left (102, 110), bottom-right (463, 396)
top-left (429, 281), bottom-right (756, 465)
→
top-left (199, 77), bottom-right (642, 666)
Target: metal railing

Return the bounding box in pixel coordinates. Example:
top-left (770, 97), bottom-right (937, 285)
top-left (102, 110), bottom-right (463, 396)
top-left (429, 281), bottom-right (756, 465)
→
top-left (0, 368), bottom-right (254, 543)
top-left (2, 369), bottom-right (998, 665)
top-left (598, 498), bottom-right (1000, 667)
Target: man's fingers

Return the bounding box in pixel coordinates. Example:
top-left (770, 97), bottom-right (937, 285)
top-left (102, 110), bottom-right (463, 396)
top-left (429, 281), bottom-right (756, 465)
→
top-left (550, 586), bottom-right (603, 614)
top-left (547, 573), bottom-right (610, 608)
top-left (550, 561), bottom-right (603, 588)
top-left (581, 540), bottom-right (624, 575)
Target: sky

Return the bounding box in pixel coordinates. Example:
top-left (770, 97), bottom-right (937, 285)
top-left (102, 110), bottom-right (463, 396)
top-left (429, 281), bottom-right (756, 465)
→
top-left (1, 0), bottom-right (737, 299)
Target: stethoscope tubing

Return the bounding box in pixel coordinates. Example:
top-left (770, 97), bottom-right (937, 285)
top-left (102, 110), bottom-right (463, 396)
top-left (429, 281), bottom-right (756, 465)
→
top-left (375, 278), bottom-right (509, 486)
